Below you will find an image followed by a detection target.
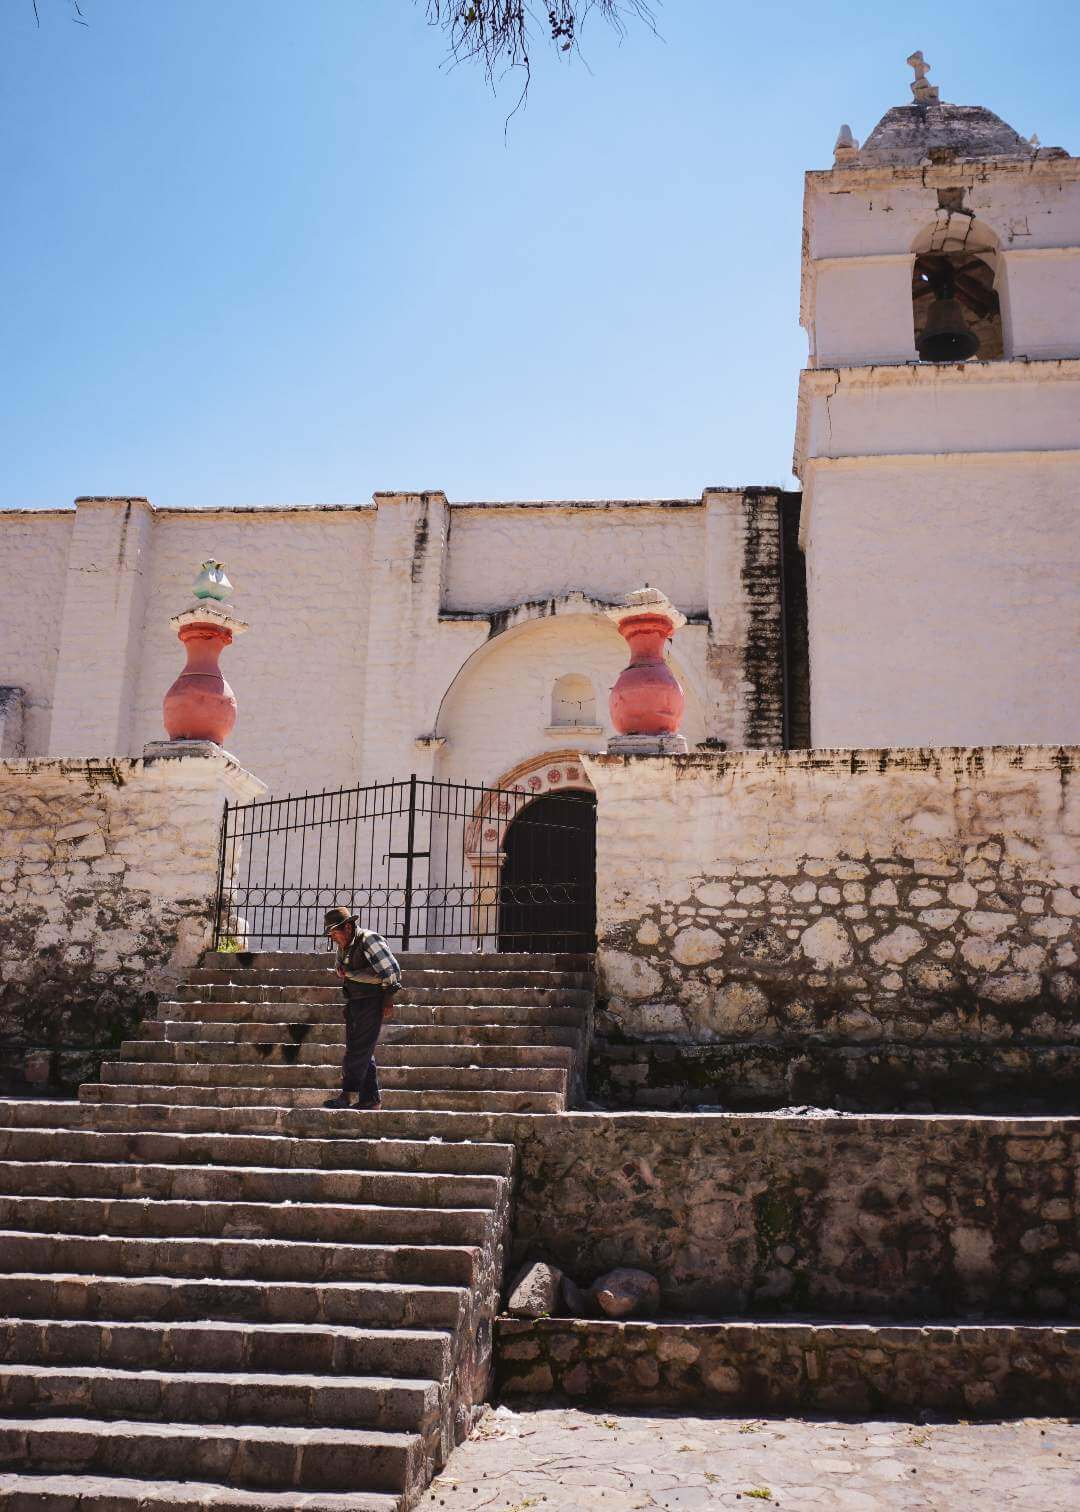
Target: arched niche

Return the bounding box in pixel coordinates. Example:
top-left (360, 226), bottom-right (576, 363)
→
top-left (432, 609), bottom-right (706, 785)
top-left (911, 213), bottom-right (1003, 360)
top-left (551, 672), bottom-right (598, 729)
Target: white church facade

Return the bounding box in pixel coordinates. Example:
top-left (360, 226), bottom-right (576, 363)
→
top-left (2, 61), bottom-right (1079, 804)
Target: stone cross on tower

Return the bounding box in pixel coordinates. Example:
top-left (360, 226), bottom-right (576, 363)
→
top-left (906, 50), bottom-right (939, 104)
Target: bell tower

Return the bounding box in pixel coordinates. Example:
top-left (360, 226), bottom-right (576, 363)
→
top-left (795, 53), bottom-right (1080, 747)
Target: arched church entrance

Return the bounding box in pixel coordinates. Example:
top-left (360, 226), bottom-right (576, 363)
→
top-left (498, 789), bottom-right (597, 953)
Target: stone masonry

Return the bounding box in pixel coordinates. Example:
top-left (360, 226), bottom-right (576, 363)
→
top-left (496, 1317), bottom-right (1080, 1416)
top-left (0, 751), bottom-right (265, 1093)
top-left (584, 746), bottom-right (1080, 1111)
top-left (0, 949), bottom-right (592, 1507)
top-left (503, 1112), bottom-right (1080, 1318)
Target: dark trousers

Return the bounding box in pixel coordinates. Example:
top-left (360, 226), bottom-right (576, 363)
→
top-left (341, 986), bottom-right (383, 1102)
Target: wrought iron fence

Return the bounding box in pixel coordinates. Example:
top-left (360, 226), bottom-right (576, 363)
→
top-left (214, 774), bottom-right (596, 954)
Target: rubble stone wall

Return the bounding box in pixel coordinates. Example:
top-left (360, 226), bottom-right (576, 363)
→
top-left (496, 1317), bottom-right (1080, 1416)
top-left (582, 746), bottom-right (1080, 1109)
top-left (507, 1112), bottom-right (1080, 1318)
top-left (0, 751), bottom-right (264, 1092)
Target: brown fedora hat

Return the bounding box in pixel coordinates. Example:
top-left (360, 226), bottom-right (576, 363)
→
top-left (322, 906), bottom-right (356, 935)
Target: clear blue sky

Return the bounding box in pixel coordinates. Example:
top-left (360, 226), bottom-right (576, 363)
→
top-left (3, 0), bottom-right (1078, 508)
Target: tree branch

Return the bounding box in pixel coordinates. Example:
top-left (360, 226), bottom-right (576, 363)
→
top-left (423, 2), bottom-right (657, 106)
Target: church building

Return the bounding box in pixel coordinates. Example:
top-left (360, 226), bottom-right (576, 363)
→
top-left (2, 57), bottom-right (1079, 810)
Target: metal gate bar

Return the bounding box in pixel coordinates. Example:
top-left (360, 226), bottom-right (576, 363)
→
top-left (214, 774), bottom-right (596, 954)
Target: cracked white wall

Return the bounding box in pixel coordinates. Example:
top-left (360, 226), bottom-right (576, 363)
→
top-left (0, 512), bottom-right (73, 757)
top-left (0, 492), bottom-right (769, 794)
top-left (444, 504), bottom-right (709, 616)
top-left (797, 155), bottom-right (1080, 748)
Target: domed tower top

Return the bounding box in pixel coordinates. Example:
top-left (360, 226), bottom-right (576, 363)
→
top-left (832, 51), bottom-right (1066, 169)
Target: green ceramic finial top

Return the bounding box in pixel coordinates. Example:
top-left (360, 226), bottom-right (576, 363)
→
top-left (192, 561), bottom-right (234, 602)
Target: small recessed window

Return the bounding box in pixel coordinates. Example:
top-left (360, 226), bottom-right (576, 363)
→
top-left (551, 673), bottom-right (597, 728)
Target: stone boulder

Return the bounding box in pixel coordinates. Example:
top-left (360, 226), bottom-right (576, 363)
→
top-left (592, 1267), bottom-right (660, 1318)
top-left (506, 1261), bottom-right (563, 1318)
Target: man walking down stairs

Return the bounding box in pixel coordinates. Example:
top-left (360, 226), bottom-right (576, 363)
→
top-left (0, 949), bottom-right (594, 1509)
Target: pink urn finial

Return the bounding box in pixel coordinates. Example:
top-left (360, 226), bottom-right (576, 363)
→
top-left (161, 561), bottom-right (249, 747)
top-left (606, 586), bottom-right (689, 755)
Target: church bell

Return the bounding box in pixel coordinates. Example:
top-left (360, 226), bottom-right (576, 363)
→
top-left (917, 281), bottom-right (980, 362)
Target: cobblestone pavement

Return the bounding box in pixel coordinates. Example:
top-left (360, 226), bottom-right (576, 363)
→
top-left (423, 1405), bottom-right (1080, 1511)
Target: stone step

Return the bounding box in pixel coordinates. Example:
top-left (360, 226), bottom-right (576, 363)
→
top-left (0, 1194), bottom-right (495, 1247)
top-left (190, 965), bottom-right (593, 990)
top-left (496, 1316), bottom-right (1080, 1417)
top-left (0, 1362), bottom-right (440, 1435)
top-left (0, 1231), bottom-right (481, 1287)
top-left (0, 1472), bottom-right (399, 1511)
top-left (0, 1416), bottom-right (421, 1496)
top-left (98, 1061), bottom-right (567, 1094)
top-left (221, 950), bottom-right (592, 971)
top-left (0, 1159), bottom-right (507, 1211)
top-left (174, 984), bottom-right (593, 1008)
top-left (79, 1083), bottom-right (565, 1113)
top-left (0, 1127), bottom-right (516, 1178)
top-left (140, 1019), bottom-right (585, 1049)
top-left (156, 999), bottom-right (587, 1028)
top-left (0, 1274), bottom-right (463, 1330)
top-left (0, 1097), bottom-right (528, 1143)
top-left (120, 1039), bottom-right (574, 1070)
top-left (1, 1318), bottom-right (453, 1381)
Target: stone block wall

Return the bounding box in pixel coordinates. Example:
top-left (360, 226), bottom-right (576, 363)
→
top-left (0, 749), bottom-right (264, 1092)
top-left (496, 1317), bottom-right (1080, 1416)
top-left (505, 1112), bottom-right (1080, 1319)
top-left (582, 747), bottom-right (1080, 1111)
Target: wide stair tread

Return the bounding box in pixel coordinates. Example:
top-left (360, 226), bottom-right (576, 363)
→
top-left (122, 1039), bottom-right (574, 1069)
top-left (0, 1101), bottom-right (542, 1140)
top-left (0, 1416), bottom-right (421, 1494)
top-left (141, 1020), bottom-right (583, 1048)
top-left (0, 1273), bottom-right (464, 1328)
top-left (0, 1130), bottom-right (514, 1173)
top-left (188, 964), bottom-right (592, 987)
top-left (98, 1061), bottom-right (566, 1091)
top-left (0, 1194), bottom-right (496, 1245)
top-left (0, 949), bottom-right (595, 1508)
top-left (0, 1230), bottom-right (482, 1286)
top-left (79, 1084), bottom-right (565, 1111)
top-left (0, 1157), bottom-right (506, 1208)
top-left (0, 1127), bottom-right (515, 1176)
top-left (1, 1319), bottom-right (454, 1379)
top-left (215, 950), bottom-right (591, 970)
top-left (157, 1000), bottom-right (586, 1027)
top-left (0, 1471), bottom-right (400, 1511)
top-left (0, 1361), bottom-right (440, 1432)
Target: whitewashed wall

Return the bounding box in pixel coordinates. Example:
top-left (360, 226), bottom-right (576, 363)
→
top-left (444, 503), bottom-right (710, 617)
top-left (802, 163), bottom-right (1080, 367)
top-left (584, 745), bottom-right (1080, 1046)
top-left (130, 507), bottom-right (375, 796)
top-left (435, 609), bottom-right (707, 787)
top-left (801, 452), bottom-right (1080, 748)
top-left (797, 151), bottom-right (1080, 750)
top-left (1, 491), bottom-right (778, 794)
top-left (0, 512), bottom-right (74, 756)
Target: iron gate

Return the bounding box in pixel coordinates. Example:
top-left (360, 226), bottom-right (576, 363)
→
top-left (214, 774), bottom-right (597, 953)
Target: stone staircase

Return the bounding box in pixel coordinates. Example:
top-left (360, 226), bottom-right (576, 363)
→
top-left (0, 950), bottom-right (593, 1510)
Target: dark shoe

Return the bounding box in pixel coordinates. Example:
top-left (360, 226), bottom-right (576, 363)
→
top-left (354, 1100), bottom-right (382, 1112)
top-left (323, 1093), bottom-right (354, 1109)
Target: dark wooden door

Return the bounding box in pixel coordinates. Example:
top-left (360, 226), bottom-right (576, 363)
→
top-left (497, 791), bottom-right (597, 953)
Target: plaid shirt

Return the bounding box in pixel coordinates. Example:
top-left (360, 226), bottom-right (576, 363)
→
top-left (338, 927), bottom-right (402, 990)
